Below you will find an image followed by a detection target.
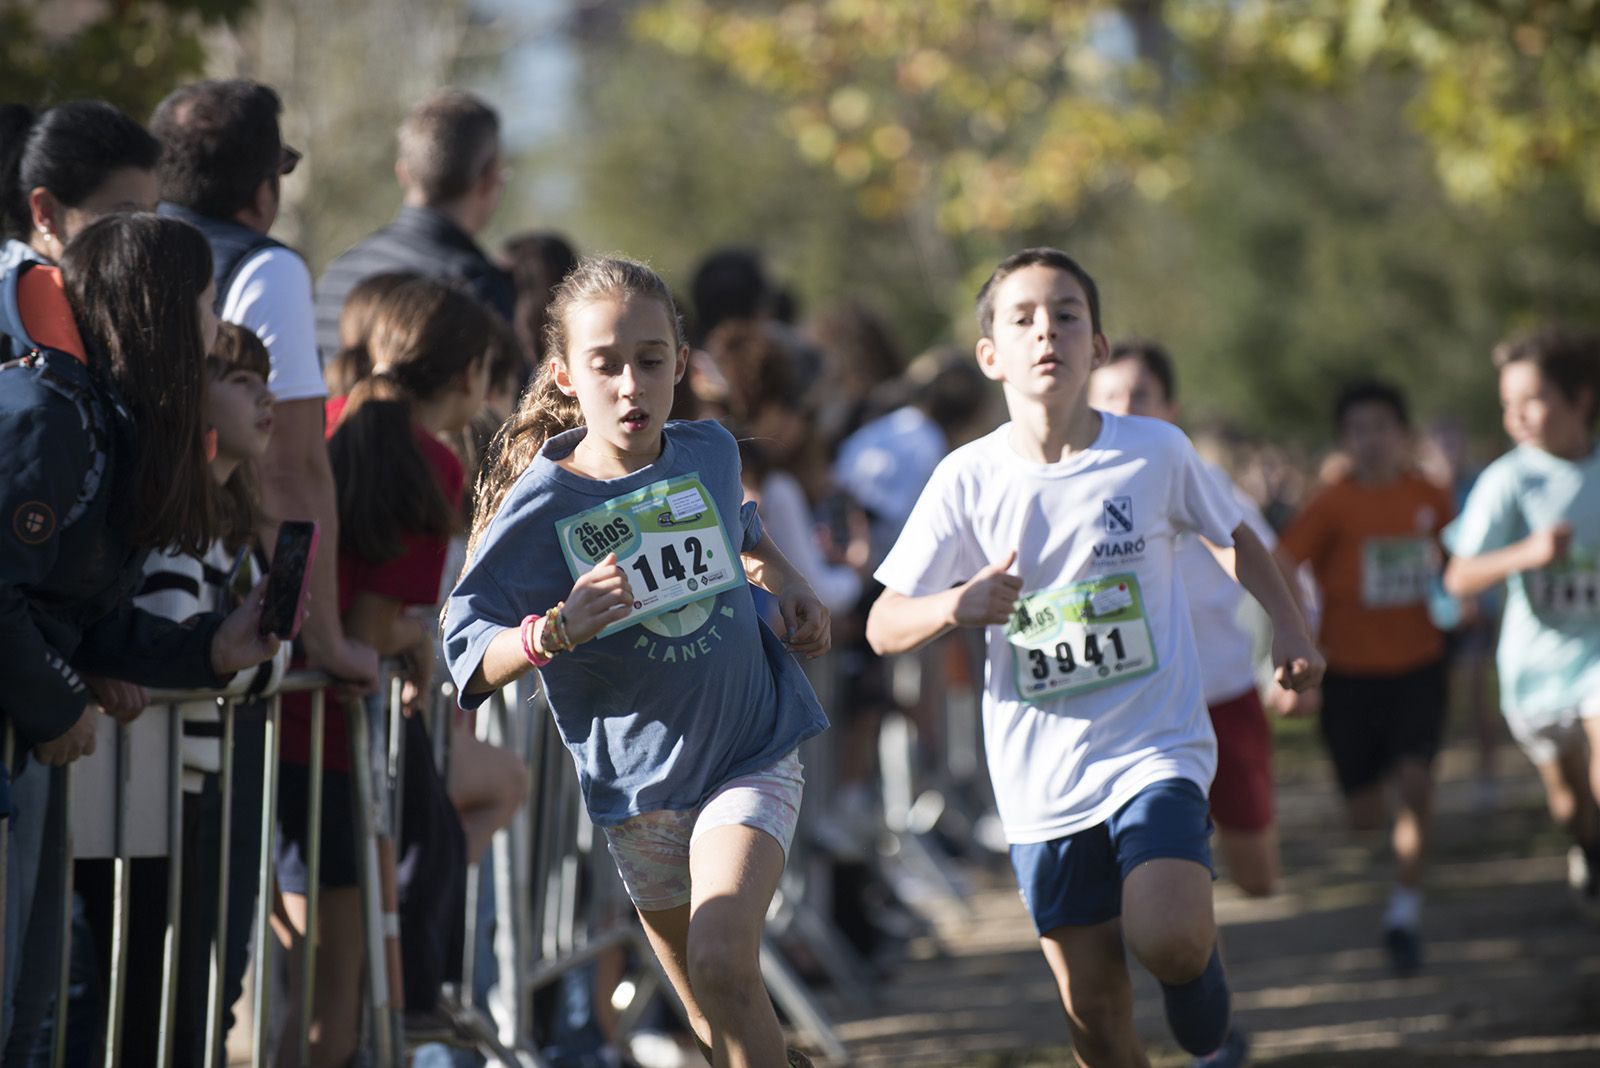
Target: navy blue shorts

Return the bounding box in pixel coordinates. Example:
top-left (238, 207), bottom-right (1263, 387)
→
top-left (1009, 778), bottom-right (1214, 935)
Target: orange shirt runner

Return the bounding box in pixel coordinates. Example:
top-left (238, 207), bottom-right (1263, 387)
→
top-left (1281, 472), bottom-right (1454, 676)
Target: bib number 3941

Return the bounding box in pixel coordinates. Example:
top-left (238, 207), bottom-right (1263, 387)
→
top-left (555, 474), bottom-right (741, 639)
top-left (1006, 573), bottom-right (1158, 703)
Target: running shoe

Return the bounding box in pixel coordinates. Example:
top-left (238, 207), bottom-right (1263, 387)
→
top-left (1191, 1027), bottom-right (1249, 1067)
top-left (1384, 925), bottom-right (1422, 975)
top-left (787, 1047), bottom-right (816, 1068)
top-left (1569, 845), bottom-right (1600, 923)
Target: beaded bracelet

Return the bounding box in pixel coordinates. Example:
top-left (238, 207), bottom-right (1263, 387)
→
top-left (548, 600), bottom-right (575, 652)
top-left (520, 613), bottom-right (552, 668)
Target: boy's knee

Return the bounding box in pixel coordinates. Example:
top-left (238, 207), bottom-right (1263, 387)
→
top-left (1133, 930), bottom-right (1215, 985)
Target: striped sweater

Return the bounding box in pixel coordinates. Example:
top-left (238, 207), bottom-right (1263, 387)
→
top-left (135, 539), bottom-right (290, 792)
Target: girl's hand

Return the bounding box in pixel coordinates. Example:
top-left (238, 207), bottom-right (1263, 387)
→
top-left (211, 576), bottom-right (284, 678)
top-left (780, 584), bottom-right (830, 658)
top-left (563, 552), bottom-right (635, 645)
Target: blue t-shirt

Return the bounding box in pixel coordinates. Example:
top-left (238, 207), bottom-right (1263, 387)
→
top-left (444, 419), bottom-right (828, 824)
top-left (1444, 443), bottom-right (1600, 721)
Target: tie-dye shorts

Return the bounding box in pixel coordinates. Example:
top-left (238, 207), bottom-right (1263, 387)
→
top-left (600, 749), bottom-right (804, 911)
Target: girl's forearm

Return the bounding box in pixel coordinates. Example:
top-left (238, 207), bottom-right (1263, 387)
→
top-left (741, 533), bottom-right (804, 596)
top-left (467, 626), bottom-right (533, 695)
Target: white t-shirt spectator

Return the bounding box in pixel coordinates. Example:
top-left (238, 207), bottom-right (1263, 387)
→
top-left (835, 405), bottom-right (947, 565)
top-left (221, 248), bottom-right (326, 403)
top-left (1178, 462), bottom-right (1278, 704)
top-left (875, 414), bottom-right (1242, 844)
top-left (758, 470), bottom-right (861, 614)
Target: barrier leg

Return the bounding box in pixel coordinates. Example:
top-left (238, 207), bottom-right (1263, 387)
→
top-left (50, 764), bottom-right (74, 1068)
top-left (203, 701), bottom-right (236, 1068)
top-left (344, 694), bottom-right (398, 1066)
top-left (156, 706), bottom-right (185, 1068)
top-left (0, 723), bottom-right (13, 1004)
top-left (102, 724), bottom-right (132, 1066)
top-left (759, 936), bottom-right (850, 1066)
top-left (297, 690), bottom-right (326, 1067)
top-left (251, 695), bottom-right (281, 1068)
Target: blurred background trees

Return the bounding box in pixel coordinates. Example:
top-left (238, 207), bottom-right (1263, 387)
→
top-left (8, 0), bottom-right (1599, 445)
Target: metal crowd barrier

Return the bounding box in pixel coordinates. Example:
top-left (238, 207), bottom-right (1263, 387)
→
top-left (0, 639), bottom-right (971, 1067)
top-left (0, 667), bottom-right (405, 1068)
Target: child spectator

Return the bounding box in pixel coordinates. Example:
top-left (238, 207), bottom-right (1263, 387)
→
top-left (275, 276), bottom-right (497, 1065)
top-left (323, 270), bottom-right (415, 397)
top-left (80, 323), bottom-right (290, 1064)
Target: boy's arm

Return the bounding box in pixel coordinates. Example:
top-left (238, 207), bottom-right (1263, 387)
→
top-left (1233, 524), bottom-right (1324, 692)
top-left (742, 531), bottom-right (830, 657)
top-left (867, 550), bottom-right (1020, 656)
top-left (1443, 524), bottom-right (1570, 598)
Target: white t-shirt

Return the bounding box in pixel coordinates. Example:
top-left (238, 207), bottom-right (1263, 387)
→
top-left (220, 247), bottom-right (327, 403)
top-left (875, 413), bottom-right (1243, 844)
top-left (835, 406), bottom-right (948, 565)
top-left (1178, 462), bottom-right (1277, 704)
top-left (758, 470), bottom-right (862, 614)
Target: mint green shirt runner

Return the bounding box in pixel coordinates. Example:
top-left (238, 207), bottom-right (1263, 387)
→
top-left (1445, 443), bottom-right (1600, 722)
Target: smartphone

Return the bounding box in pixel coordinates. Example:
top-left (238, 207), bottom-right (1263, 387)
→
top-left (259, 520), bottom-right (319, 640)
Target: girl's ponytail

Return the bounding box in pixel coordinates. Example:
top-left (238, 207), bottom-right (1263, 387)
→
top-left (463, 360), bottom-right (583, 562)
top-left (462, 256), bottom-right (683, 565)
top-left (330, 277), bottom-right (495, 564)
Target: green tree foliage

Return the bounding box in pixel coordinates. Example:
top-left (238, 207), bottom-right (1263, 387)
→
top-left (0, 0), bottom-right (252, 117)
top-left (636, 0), bottom-right (1600, 230)
top-left (606, 0), bottom-right (1600, 444)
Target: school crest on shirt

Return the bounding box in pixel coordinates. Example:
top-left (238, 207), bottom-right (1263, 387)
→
top-left (1093, 496), bottom-right (1146, 565)
top-left (1103, 496), bottom-right (1134, 534)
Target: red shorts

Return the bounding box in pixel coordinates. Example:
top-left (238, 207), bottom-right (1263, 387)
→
top-left (1207, 688), bottom-right (1274, 832)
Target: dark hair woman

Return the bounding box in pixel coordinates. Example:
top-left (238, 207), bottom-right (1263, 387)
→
top-left (0, 213), bottom-right (280, 1058)
top-left (0, 100), bottom-right (160, 281)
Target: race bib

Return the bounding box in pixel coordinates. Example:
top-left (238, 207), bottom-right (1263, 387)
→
top-left (1361, 537), bottom-right (1435, 608)
top-left (1526, 564), bottom-right (1600, 620)
top-left (1006, 573), bottom-right (1159, 703)
top-left (556, 474), bottom-right (741, 639)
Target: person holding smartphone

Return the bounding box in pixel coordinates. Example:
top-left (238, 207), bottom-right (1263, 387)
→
top-left (0, 213), bottom-right (284, 1058)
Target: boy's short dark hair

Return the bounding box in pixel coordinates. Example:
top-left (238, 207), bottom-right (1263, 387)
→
top-left (1334, 378), bottom-right (1409, 430)
top-left (976, 247), bottom-right (1102, 339)
top-left (1108, 338), bottom-right (1176, 402)
top-left (397, 90), bottom-right (500, 205)
top-left (151, 80), bottom-right (285, 220)
top-left (1493, 326), bottom-right (1600, 426)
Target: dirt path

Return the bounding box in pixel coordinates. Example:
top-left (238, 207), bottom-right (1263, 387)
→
top-left (829, 730), bottom-right (1600, 1066)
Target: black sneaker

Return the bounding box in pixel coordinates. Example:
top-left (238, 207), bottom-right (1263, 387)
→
top-left (1384, 925), bottom-right (1422, 975)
